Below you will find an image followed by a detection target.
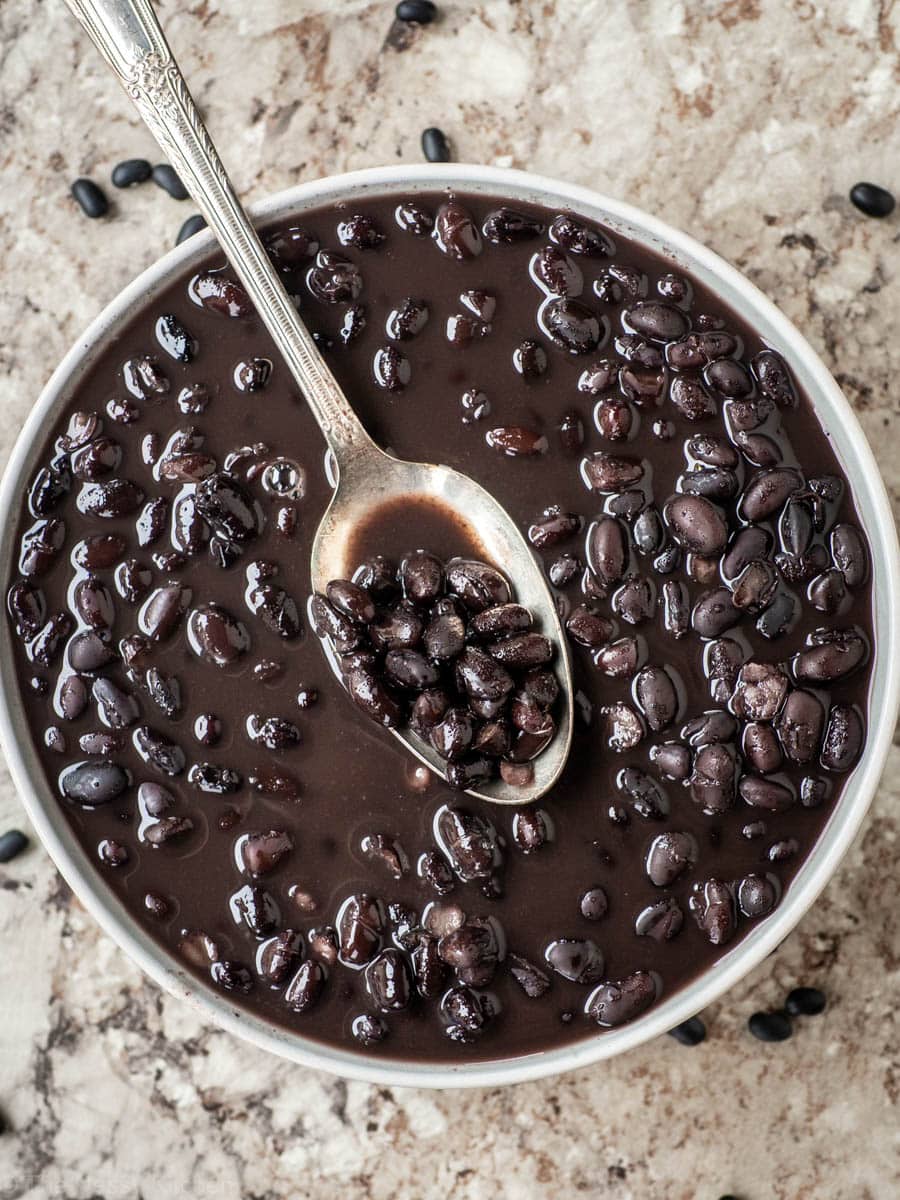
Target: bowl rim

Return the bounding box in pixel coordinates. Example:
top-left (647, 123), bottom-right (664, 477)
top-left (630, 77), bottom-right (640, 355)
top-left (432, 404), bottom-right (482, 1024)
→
top-left (1, 162), bottom-right (897, 1089)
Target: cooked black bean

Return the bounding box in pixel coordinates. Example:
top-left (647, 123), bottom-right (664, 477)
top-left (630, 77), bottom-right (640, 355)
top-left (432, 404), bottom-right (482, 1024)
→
top-left (347, 668), bottom-right (403, 728)
top-left (739, 775), bottom-right (795, 812)
top-left (446, 558), bottom-right (510, 611)
top-left (482, 207), bottom-right (543, 244)
top-left (60, 760), bottom-right (129, 805)
top-left (645, 830), bottom-right (696, 885)
top-left (663, 494), bottom-right (728, 556)
top-left (742, 721), bottom-right (783, 774)
top-left (689, 878), bottom-right (736, 945)
top-left (820, 703), bottom-right (863, 771)
top-left (793, 629), bottom-right (868, 683)
top-left (586, 971), bottom-right (657, 1026)
top-left (691, 588), bottom-right (739, 638)
top-left (633, 665), bottom-right (678, 731)
top-left (739, 468), bottom-right (803, 522)
top-left (582, 451), bottom-right (645, 493)
top-left (635, 898), bottom-right (684, 941)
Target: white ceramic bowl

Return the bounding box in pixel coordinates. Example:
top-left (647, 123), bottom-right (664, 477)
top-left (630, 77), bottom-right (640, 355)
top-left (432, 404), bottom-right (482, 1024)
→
top-left (1, 165), bottom-right (897, 1089)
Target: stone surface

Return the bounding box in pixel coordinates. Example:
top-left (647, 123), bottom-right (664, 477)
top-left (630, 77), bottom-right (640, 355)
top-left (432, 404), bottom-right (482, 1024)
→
top-left (1, 1), bottom-right (899, 1196)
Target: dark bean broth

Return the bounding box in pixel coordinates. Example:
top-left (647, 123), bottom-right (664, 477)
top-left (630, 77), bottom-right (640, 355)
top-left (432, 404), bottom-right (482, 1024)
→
top-left (6, 191), bottom-right (873, 1061)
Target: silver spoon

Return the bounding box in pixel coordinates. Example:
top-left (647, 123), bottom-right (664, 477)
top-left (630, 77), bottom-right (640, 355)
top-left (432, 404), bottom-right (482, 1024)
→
top-left (62, 0), bottom-right (574, 805)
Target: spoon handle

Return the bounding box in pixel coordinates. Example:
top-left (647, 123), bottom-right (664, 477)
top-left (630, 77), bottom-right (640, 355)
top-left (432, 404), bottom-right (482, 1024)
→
top-left (61, 0), bottom-right (377, 465)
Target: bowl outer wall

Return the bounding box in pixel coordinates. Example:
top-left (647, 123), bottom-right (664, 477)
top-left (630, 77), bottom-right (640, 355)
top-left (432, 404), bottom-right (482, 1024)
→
top-left (0, 163), bottom-right (897, 1089)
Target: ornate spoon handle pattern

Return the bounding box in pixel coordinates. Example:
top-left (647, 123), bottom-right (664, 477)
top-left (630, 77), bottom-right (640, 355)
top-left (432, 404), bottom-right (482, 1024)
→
top-left (62, 0), bottom-right (375, 461)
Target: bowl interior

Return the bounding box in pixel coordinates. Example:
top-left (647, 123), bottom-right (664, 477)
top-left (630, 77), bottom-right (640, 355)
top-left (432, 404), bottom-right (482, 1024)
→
top-left (1, 164), bottom-right (898, 1088)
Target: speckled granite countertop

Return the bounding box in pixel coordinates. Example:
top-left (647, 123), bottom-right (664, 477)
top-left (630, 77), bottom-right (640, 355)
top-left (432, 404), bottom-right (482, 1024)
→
top-left (0, 1), bottom-right (898, 1197)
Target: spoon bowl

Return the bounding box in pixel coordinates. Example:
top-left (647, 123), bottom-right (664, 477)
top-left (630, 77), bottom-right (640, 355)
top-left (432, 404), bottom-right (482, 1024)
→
top-left (62, 0), bottom-right (575, 806)
top-left (311, 443), bottom-right (574, 804)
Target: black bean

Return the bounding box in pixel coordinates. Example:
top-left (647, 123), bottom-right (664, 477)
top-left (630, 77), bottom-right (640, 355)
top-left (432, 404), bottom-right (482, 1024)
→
top-left (544, 937), bottom-right (604, 985)
top-left (369, 601), bottom-right (424, 649)
top-left (540, 297), bottom-right (602, 355)
top-left (739, 775), bottom-right (795, 812)
top-left (385, 647), bottom-right (441, 690)
top-left (512, 338), bottom-right (548, 379)
top-left (446, 558), bottom-right (510, 612)
top-left (237, 829), bottom-right (293, 876)
top-left (442, 985), bottom-right (494, 1041)
top-left (679, 467), bottom-right (738, 502)
top-left (337, 893), bottom-right (383, 967)
top-left (152, 163), bottom-right (189, 200)
top-left (599, 703), bottom-right (645, 752)
top-left (624, 301), bottom-right (689, 343)
top-left (635, 897), bottom-right (684, 941)
top-left (829, 523), bottom-right (868, 588)
top-left (7, 580), bottom-right (46, 637)
top-left (19, 518), bottom-right (66, 577)
top-left (71, 178), bottom-right (108, 218)
top-left (435, 806), bottom-right (500, 881)
top-left (175, 214), bottom-right (207, 245)
top-left (849, 181), bottom-right (895, 218)
top-left (347, 668), bottom-right (403, 728)
top-left (739, 468), bottom-right (803, 522)
top-left (306, 250), bottom-right (363, 303)
top-left (507, 953), bottom-right (551, 998)
top-left (668, 1016), bottom-right (706, 1046)
top-left (586, 970), bottom-right (657, 1026)
top-left (28, 454), bottom-right (71, 517)
top-left (691, 587), bottom-right (739, 638)
top-left (742, 721), bottom-right (783, 774)
top-left (793, 630), bottom-right (868, 683)
top-left (482, 207), bottom-right (544, 244)
top-left (529, 506), bottom-right (582, 550)
top-left (489, 632), bottom-right (553, 668)
top-left (649, 741), bottom-right (691, 781)
top-left (670, 376), bottom-right (717, 421)
top-left (421, 126), bottom-right (451, 161)
top-left (633, 665), bottom-right (678, 731)
top-left (470, 603), bottom-right (532, 640)
top-left (337, 213), bottom-right (385, 250)
top-left (0, 829), bottom-right (29, 863)
top-left (689, 878), bottom-right (736, 945)
top-left (284, 961), bottom-right (325, 1012)
top-left (645, 830), bottom-right (696, 885)
top-left (60, 760), bottom-right (129, 806)
top-left (583, 451), bottom-right (646, 494)
top-left (688, 434), bottom-right (739, 469)
top-left (30, 612), bottom-right (74, 667)
top-left (594, 637), bottom-right (641, 679)
top-left (549, 214), bottom-right (612, 258)
top-left (785, 986), bottom-right (827, 1016)
top-left (664, 494), bottom-right (728, 555)
top-left (373, 345), bottom-right (411, 392)
top-left (820, 703), bottom-right (863, 771)
top-left (434, 200), bottom-right (482, 259)
top-left (396, 0), bottom-right (438, 23)
top-left (363, 948), bottom-right (412, 1011)
top-left (111, 158), bottom-right (152, 188)
top-left (154, 314), bottom-right (195, 363)
top-left (429, 706), bottom-right (474, 761)
top-left (592, 396), bottom-right (633, 442)
top-left (776, 689), bottom-right (824, 763)
top-left (187, 604), bottom-right (250, 667)
top-left (747, 1010), bottom-right (793, 1042)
